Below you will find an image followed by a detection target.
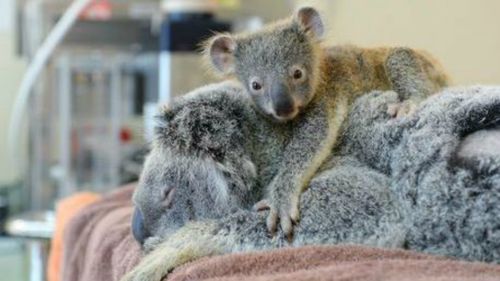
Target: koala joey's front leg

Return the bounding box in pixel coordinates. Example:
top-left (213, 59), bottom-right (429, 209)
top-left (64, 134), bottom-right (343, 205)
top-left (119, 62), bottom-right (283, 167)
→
top-left (254, 97), bottom-right (348, 239)
top-left (121, 222), bottom-right (226, 281)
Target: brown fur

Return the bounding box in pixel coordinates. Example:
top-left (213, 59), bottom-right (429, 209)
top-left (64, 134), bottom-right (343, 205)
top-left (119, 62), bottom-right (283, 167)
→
top-left (317, 45), bottom-right (449, 104)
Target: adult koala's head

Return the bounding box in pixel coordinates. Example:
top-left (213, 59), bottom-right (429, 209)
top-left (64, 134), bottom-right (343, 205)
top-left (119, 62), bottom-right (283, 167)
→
top-left (132, 148), bottom-right (240, 246)
top-left (131, 82), bottom-right (258, 246)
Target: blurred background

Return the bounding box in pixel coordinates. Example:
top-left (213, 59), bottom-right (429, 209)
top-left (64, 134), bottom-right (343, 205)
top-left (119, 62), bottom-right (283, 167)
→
top-left (0, 0), bottom-right (499, 280)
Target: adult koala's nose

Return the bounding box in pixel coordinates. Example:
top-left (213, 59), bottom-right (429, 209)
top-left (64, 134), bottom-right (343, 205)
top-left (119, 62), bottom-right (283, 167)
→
top-left (132, 207), bottom-right (151, 245)
top-left (271, 83), bottom-right (297, 120)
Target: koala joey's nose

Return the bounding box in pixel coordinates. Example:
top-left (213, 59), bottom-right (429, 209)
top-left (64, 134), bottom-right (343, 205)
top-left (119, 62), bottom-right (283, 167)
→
top-left (275, 101), bottom-right (295, 117)
top-left (132, 207), bottom-right (150, 245)
top-left (271, 84), bottom-right (296, 120)
top-left (273, 95), bottom-right (297, 120)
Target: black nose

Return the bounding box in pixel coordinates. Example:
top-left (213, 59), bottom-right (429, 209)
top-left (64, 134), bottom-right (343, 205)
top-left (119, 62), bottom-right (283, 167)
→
top-left (132, 207), bottom-right (150, 245)
top-left (275, 101), bottom-right (295, 117)
top-left (271, 83), bottom-right (295, 118)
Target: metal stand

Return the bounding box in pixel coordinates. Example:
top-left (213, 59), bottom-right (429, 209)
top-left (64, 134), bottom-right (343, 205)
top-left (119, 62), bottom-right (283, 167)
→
top-left (5, 211), bottom-right (54, 281)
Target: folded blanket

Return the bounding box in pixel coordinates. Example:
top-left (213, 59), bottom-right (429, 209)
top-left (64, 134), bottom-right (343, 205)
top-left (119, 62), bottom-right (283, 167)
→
top-left (169, 245), bottom-right (500, 281)
top-left (59, 185), bottom-right (500, 281)
top-left (60, 183), bottom-right (142, 281)
top-left (48, 192), bottom-right (101, 281)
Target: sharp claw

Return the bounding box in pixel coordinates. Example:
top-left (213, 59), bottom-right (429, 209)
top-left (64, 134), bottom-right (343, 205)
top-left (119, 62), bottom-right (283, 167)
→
top-left (280, 216), bottom-right (292, 238)
top-left (253, 199), bottom-right (270, 212)
top-left (290, 206), bottom-right (300, 223)
top-left (286, 231), bottom-right (294, 243)
top-left (266, 210), bottom-right (278, 235)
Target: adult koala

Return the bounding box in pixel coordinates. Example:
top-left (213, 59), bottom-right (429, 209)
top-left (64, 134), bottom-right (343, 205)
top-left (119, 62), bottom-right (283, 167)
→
top-left (131, 81), bottom-right (399, 251)
top-left (125, 83), bottom-right (500, 281)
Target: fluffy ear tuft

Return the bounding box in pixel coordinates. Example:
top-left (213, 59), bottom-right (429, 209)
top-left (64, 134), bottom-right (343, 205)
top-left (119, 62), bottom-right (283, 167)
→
top-left (203, 34), bottom-right (237, 76)
top-left (295, 6), bottom-right (325, 39)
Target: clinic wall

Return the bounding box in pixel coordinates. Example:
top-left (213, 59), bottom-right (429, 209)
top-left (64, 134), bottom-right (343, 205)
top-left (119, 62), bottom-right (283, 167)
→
top-left (298, 0), bottom-right (500, 84)
top-left (1, 0), bottom-right (500, 184)
top-left (0, 0), bottom-right (25, 185)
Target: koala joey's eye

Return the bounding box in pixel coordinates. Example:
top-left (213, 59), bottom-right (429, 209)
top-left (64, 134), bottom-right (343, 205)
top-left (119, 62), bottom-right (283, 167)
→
top-left (251, 81), bottom-right (262, 91)
top-left (290, 66), bottom-right (306, 82)
top-left (293, 69), bottom-right (303, 80)
top-left (162, 187), bottom-right (176, 209)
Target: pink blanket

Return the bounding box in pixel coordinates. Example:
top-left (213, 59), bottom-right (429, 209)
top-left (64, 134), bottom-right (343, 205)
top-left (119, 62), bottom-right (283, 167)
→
top-left (59, 184), bottom-right (500, 281)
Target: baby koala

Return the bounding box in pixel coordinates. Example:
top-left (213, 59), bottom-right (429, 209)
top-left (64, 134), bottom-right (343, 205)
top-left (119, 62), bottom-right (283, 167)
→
top-left (203, 6), bottom-right (449, 237)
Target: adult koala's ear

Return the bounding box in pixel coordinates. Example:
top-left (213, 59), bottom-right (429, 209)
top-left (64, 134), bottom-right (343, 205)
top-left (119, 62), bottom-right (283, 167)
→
top-left (204, 34), bottom-right (237, 76)
top-left (295, 6), bottom-right (325, 39)
top-left (156, 104), bottom-right (175, 127)
top-left (153, 104), bottom-right (178, 144)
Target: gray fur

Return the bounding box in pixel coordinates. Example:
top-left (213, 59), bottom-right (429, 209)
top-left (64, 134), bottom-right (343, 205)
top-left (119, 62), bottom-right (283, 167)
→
top-left (124, 84), bottom-right (500, 281)
top-left (330, 85), bottom-right (500, 261)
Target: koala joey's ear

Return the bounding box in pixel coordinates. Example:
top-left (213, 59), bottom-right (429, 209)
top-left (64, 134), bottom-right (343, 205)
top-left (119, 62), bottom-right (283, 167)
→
top-left (205, 34), bottom-right (237, 75)
top-left (295, 6), bottom-right (325, 39)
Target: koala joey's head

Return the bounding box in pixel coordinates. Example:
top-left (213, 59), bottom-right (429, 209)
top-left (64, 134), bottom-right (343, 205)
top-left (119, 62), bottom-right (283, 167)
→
top-left (204, 7), bottom-right (325, 122)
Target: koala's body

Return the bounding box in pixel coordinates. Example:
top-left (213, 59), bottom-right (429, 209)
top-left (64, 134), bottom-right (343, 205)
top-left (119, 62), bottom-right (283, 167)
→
top-left (204, 7), bottom-right (450, 236)
top-left (126, 81), bottom-right (402, 281)
top-left (125, 83), bottom-right (500, 281)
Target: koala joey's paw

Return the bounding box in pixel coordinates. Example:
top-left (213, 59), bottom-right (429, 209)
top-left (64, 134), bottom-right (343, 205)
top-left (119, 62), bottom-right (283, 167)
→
top-left (387, 100), bottom-right (418, 118)
top-left (253, 198), bottom-right (300, 241)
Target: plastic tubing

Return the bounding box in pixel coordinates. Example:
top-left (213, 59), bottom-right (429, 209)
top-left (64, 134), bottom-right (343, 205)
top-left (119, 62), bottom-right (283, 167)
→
top-left (7, 0), bottom-right (93, 168)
